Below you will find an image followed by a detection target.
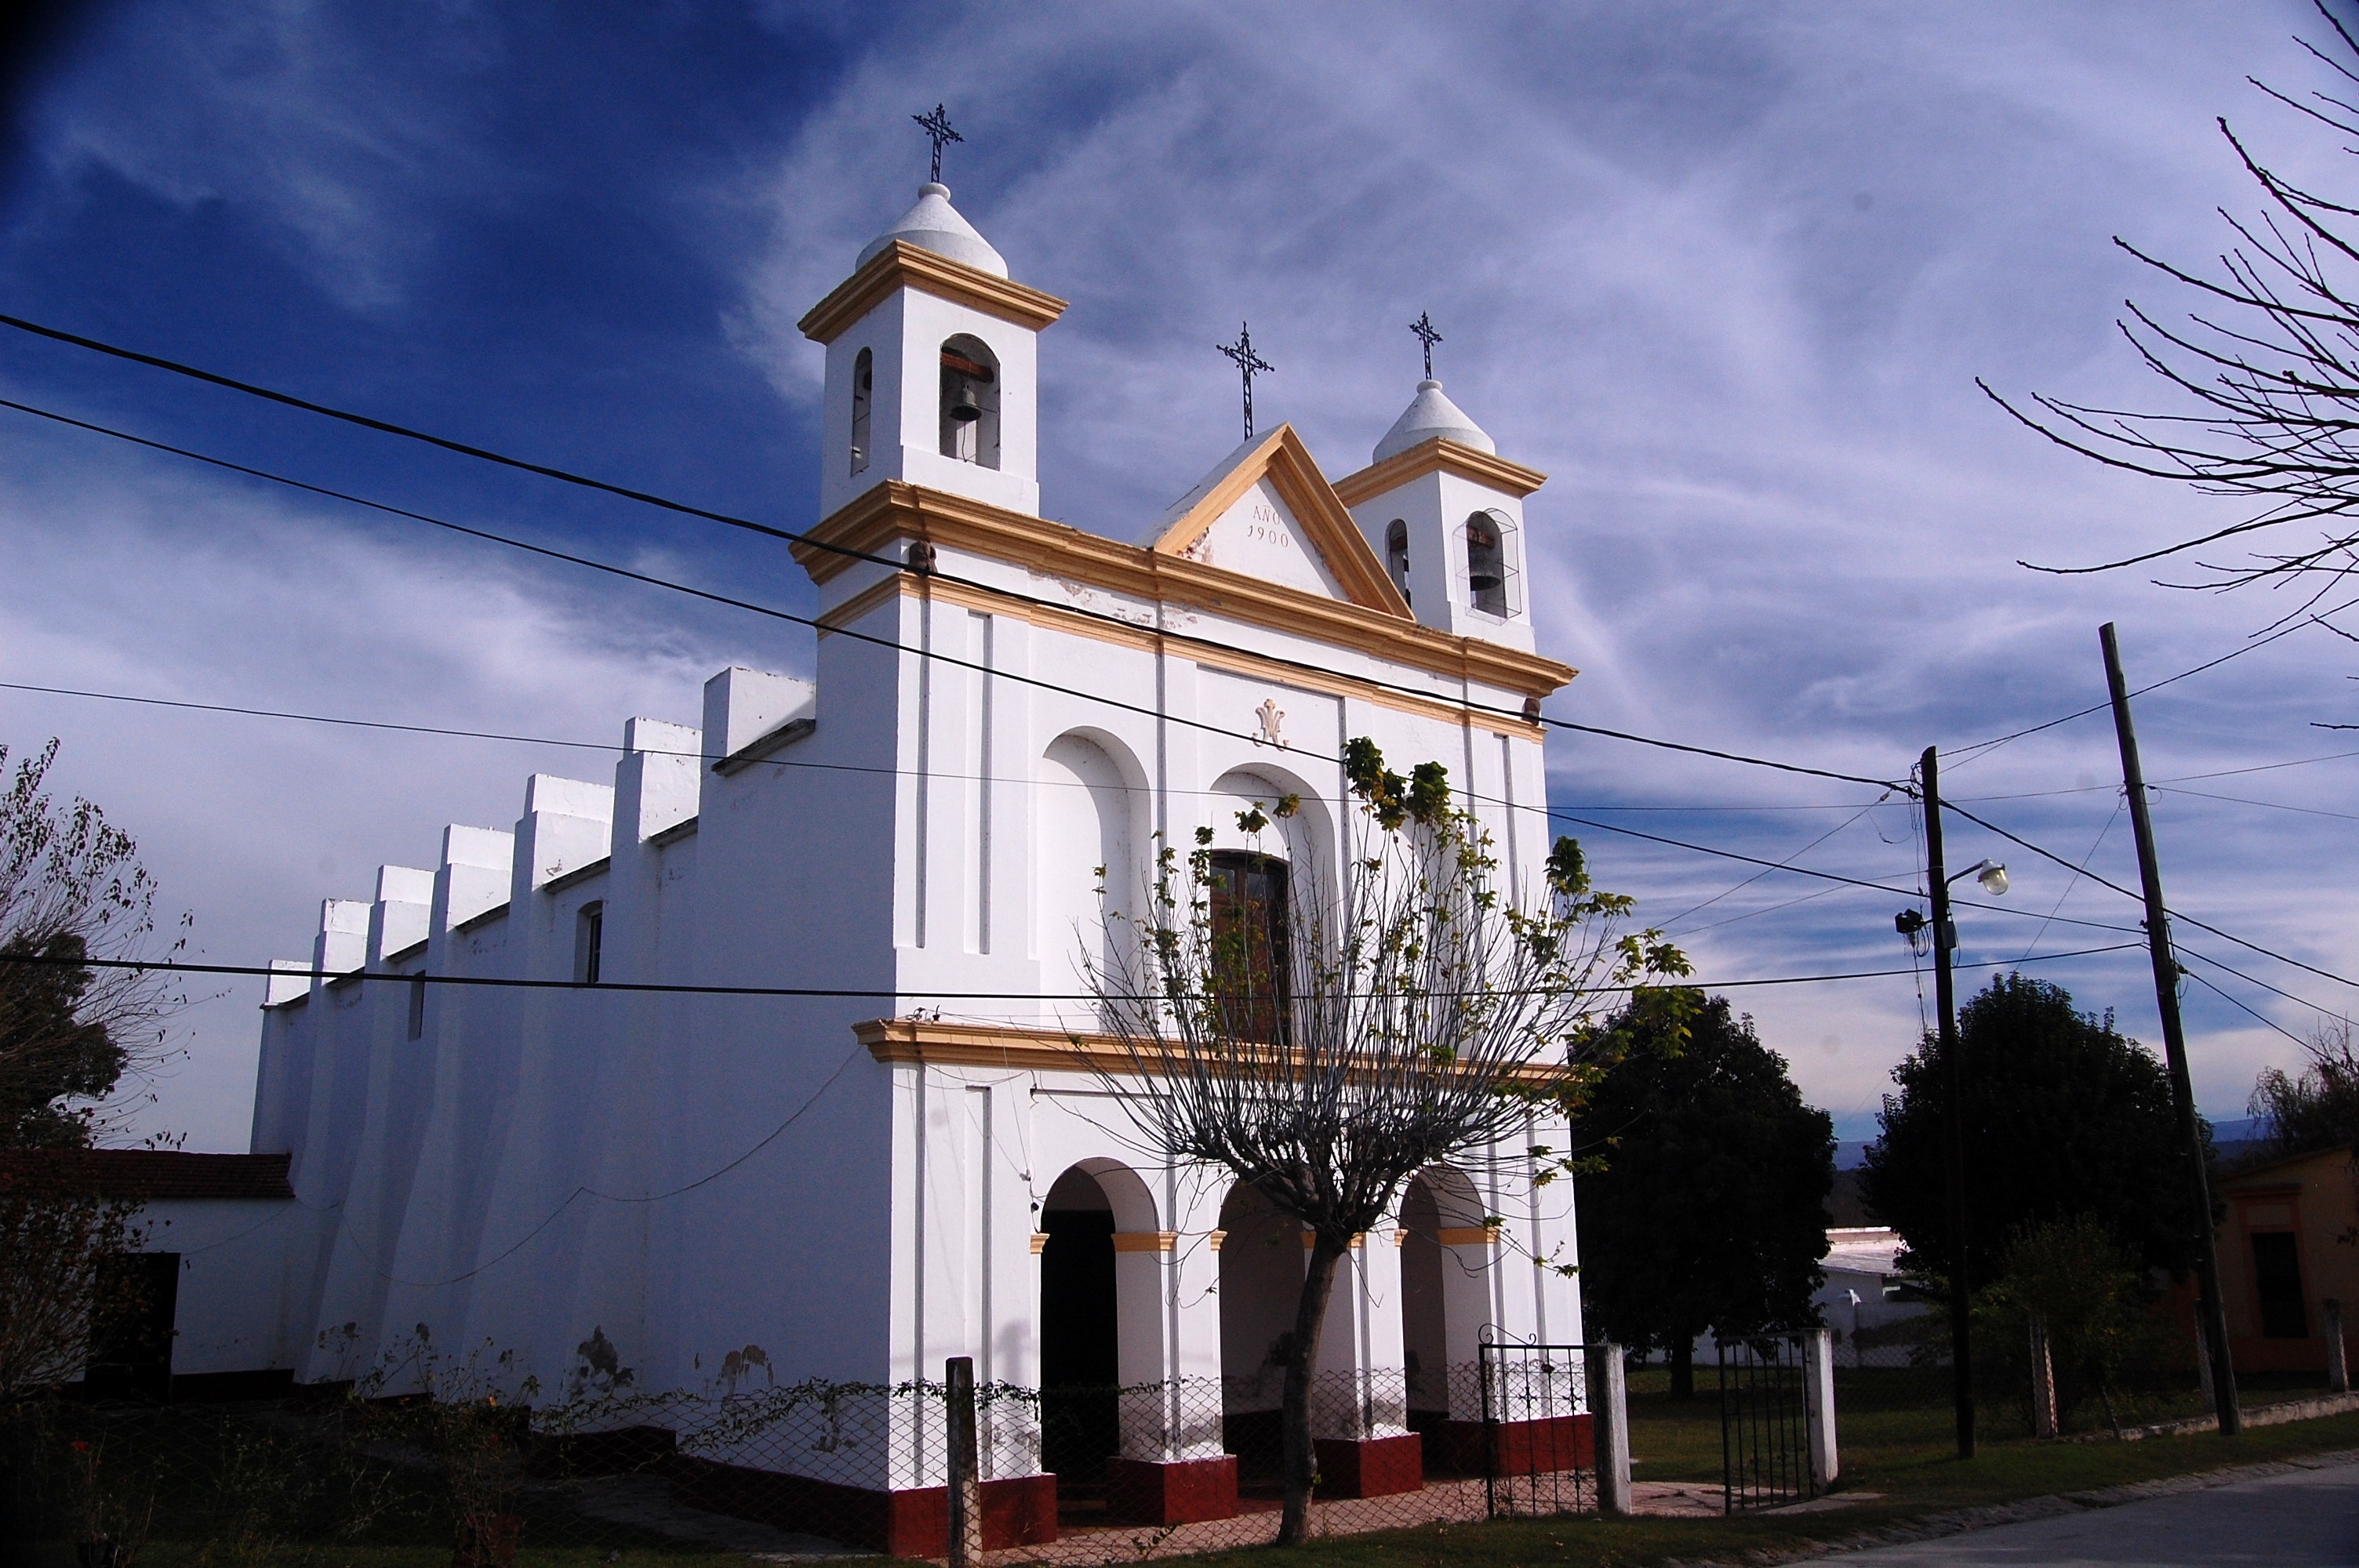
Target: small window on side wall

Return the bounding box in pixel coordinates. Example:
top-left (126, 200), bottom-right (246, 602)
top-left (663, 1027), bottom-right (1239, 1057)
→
top-left (406, 975), bottom-right (427, 1040)
top-left (576, 902), bottom-right (604, 986)
top-left (849, 347), bottom-right (873, 476)
top-left (1464, 510), bottom-right (1515, 618)
top-left (1384, 519), bottom-right (1412, 607)
top-left (939, 336), bottom-right (1001, 469)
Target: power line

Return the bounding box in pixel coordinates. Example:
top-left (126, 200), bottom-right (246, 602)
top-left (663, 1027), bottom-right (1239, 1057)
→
top-left (0, 943), bottom-right (2146, 1000)
top-left (2179, 964), bottom-right (2315, 1048)
top-left (2155, 784), bottom-right (2359, 822)
top-left (1943, 612), bottom-right (2333, 766)
top-left (1941, 798), bottom-right (2359, 993)
top-left (0, 339), bottom-right (1903, 791)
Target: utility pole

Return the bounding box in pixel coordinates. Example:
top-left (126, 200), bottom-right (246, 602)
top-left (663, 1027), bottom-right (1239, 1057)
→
top-left (2100, 622), bottom-right (2242, 1437)
top-left (1920, 745), bottom-right (1976, 1460)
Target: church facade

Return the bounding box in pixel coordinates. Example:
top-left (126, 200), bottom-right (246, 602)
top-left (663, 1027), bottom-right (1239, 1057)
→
top-left (245, 177), bottom-right (1586, 1541)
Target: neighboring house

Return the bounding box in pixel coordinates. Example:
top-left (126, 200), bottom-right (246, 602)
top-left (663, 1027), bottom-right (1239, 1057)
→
top-left (236, 176), bottom-right (1587, 1544)
top-left (2214, 1145), bottom-right (2357, 1376)
top-left (0, 1149), bottom-right (300, 1399)
top-left (1816, 1227), bottom-right (1930, 1361)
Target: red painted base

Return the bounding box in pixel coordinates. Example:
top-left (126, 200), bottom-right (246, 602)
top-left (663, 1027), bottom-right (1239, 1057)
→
top-left (1313, 1432), bottom-right (1424, 1498)
top-left (1105, 1454), bottom-right (1241, 1524)
top-left (1416, 1415), bottom-right (1596, 1479)
top-left (672, 1459), bottom-right (1058, 1555)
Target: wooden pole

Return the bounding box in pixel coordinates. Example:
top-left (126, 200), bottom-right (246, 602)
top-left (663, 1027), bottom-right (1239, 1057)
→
top-left (946, 1356), bottom-right (982, 1566)
top-left (1921, 746), bottom-right (1976, 1459)
top-left (2099, 622), bottom-right (2242, 1437)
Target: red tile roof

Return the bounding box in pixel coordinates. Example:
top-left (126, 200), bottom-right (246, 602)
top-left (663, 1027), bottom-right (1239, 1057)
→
top-left (0, 1149), bottom-right (295, 1200)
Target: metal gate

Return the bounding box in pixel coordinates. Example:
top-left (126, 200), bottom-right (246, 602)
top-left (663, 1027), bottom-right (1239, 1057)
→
top-left (1478, 1339), bottom-right (1596, 1519)
top-left (1717, 1334), bottom-right (1819, 1513)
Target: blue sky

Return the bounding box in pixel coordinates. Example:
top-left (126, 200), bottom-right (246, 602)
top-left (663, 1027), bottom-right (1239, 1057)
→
top-left (2, 1), bottom-right (2355, 1150)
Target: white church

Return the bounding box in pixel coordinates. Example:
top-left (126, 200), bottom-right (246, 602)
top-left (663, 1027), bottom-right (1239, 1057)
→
top-left (218, 173), bottom-right (1590, 1548)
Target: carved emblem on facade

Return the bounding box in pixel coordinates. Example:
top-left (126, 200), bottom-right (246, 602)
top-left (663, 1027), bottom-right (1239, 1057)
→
top-left (1253, 697), bottom-right (1286, 748)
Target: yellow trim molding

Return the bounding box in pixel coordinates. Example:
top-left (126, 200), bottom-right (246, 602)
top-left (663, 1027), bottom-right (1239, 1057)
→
top-left (1028, 1232), bottom-right (1050, 1254)
top-left (1111, 1231), bottom-right (1178, 1254)
top-left (1330, 437), bottom-right (1547, 507)
top-left (855, 1015), bottom-right (1572, 1087)
top-left (798, 241), bottom-right (1068, 343)
top-left (828, 572), bottom-right (1544, 739)
top-left (1207, 1229), bottom-right (1228, 1253)
top-left (798, 482), bottom-right (1576, 702)
top-left (1437, 1225), bottom-right (1504, 1247)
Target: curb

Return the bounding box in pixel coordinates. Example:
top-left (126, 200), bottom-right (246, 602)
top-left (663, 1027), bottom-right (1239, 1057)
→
top-left (1662, 1446), bottom-right (2359, 1566)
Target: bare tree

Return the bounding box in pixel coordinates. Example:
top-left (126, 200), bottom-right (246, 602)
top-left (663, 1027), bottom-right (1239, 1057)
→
top-left (1080, 739), bottom-right (1686, 1545)
top-left (0, 739), bottom-right (184, 1149)
top-left (1983, 1), bottom-right (2359, 644)
top-left (0, 1163), bottom-right (140, 1399)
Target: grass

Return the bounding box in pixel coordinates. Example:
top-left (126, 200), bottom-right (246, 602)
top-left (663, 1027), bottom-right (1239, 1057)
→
top-left (1161, 1387), bottom-right (2359, 1568)
top-left (35, 1384), bottom-right (2359, 1567)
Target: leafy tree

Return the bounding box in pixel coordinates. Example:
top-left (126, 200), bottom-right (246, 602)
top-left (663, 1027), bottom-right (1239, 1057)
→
top-left (0, 739), bottom-right (183, 1148)
top-left (2248, 1018), bottom-right (2359, 1163)
top-left (1085, 739), bottom-right (1686, 1544)
top-left (1571, 992), bottom-right (1835, 1399)
top-left (1976, 1214), bottom-right (2165, 1436)
top-left (1860, 974), bottom-right (2204, 1297)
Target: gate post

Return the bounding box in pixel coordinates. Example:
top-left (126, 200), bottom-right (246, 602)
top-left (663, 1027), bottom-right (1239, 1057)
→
top-left (1584, 1343), bottom-right (1631, 1517)
top-left (2328, 1300), bottom-right (2350, 1395)
top-left (947, 1356), bottom-right (982, 1568)
top-left (1801, 1328), bottom-right (1838, 1490)
top-left (2029, 1315), bottom-right (2059, 1438)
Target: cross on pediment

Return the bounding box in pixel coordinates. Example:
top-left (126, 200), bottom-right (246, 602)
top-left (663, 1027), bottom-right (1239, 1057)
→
top-left (1218, 322), bottom-right (1274, 441)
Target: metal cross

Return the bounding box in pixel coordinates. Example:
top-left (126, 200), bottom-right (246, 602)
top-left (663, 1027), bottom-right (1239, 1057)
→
top-left (1409, 311), bottom-right (1443, 380)
top-left (1217, 321), bottom-right (1274, 441)
top-left (913, 103), bottom-right (962, 183)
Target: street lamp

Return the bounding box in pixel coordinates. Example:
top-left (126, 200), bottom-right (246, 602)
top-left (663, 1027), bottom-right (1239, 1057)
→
top-left (1896, 750), bottom-right (2008, 1461)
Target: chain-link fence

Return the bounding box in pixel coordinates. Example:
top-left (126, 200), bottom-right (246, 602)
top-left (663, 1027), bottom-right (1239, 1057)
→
top-left (6, 1359), bottom-right (1613, 1566)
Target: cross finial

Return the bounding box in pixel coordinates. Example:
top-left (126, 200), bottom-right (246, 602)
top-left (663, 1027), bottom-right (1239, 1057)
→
top-left (1409, 311), bottom-right (1443, 381)
top-left (913, 103), bottom-right (962, 183)
top-left (1216, 321), bottom-right (1274, 441)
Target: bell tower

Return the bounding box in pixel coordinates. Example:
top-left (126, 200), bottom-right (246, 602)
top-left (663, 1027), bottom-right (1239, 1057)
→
top-left (800, 182), bottom-right (1067, 521)
top-left (1332, 376), bottom-right (1546, 652)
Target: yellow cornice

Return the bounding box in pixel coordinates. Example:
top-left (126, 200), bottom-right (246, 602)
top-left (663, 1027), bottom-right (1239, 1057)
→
top-left (853, 1016), bottom-right (1568, 1087)
top-left (798, 241), bottom-right (1069, 344)
top-left (1147, 424), bottom-right (1412, 618)
top-left (795, 482), bottom-right (1577, 700)
top-left (1330, 437), bottom-right (1548, 508)
top-left (824, 571), bottom-right (1543, 739)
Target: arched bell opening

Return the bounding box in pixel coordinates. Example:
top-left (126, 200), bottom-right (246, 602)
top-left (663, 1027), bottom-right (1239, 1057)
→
top-left (1216, 1181), bottom-right (1303, 1490)
top-left (1463, 509), bottom-right (1516, 618)
top-left (849, 346), bottom-right (873, 476)
top-left (1383, 517), bottom-right (1412, 607)
top-left (940, 334), bottom-right (1001, 468)
top-left (1038, 1160), bottom-right (1161, 1494)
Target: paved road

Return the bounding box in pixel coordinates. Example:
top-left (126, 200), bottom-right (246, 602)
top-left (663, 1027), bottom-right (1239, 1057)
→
top-left (1826, 1459), bottom-right (2359, 1565)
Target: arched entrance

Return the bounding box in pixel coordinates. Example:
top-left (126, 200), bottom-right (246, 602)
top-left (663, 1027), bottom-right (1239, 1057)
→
top-left (1040, 1167), bottom-right (1120, 1489)
top-left (1216, 1180), bottom-right (1302, 1487)
top-left (1399, 1166), bottom-right (1491, 1472)
top-left (1038, 1160), bottom-right (1164, 1498)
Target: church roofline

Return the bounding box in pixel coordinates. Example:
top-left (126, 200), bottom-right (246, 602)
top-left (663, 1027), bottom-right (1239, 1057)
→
top-left (798, 239), bottom-right (1068, 345)
top-left (1330, 435), bottom-right (1547, 507)
top-left (1146, 423), bottom-right (1411, 618)
top-left (792, 480), bottom-right (1577, 699)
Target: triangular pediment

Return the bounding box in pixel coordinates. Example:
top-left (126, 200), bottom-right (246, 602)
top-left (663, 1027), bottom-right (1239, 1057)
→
top-left (1144, 426), bottom-right (1411, 616)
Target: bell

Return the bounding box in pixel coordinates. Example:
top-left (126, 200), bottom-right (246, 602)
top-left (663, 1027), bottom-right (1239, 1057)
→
top-left (1468, 571), bottom-right (1503, 592)
top-left (947, 387), bottom-right (982, 424)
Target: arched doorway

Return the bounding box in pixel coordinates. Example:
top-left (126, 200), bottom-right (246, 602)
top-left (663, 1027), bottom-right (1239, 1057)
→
top-left (1040, 1167), bottom-right (1120, 1490)
top-left (1216, 1181), bottom-right (1302, 1489)
top-left (1399, 1166), bottom-right (1490, 1472)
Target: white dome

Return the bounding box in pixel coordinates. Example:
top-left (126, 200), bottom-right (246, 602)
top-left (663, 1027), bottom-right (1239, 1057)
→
top-left (1372, 379), bottom-right (1495, 463)
top-left (856, 183), bottom-right (1008, 277)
